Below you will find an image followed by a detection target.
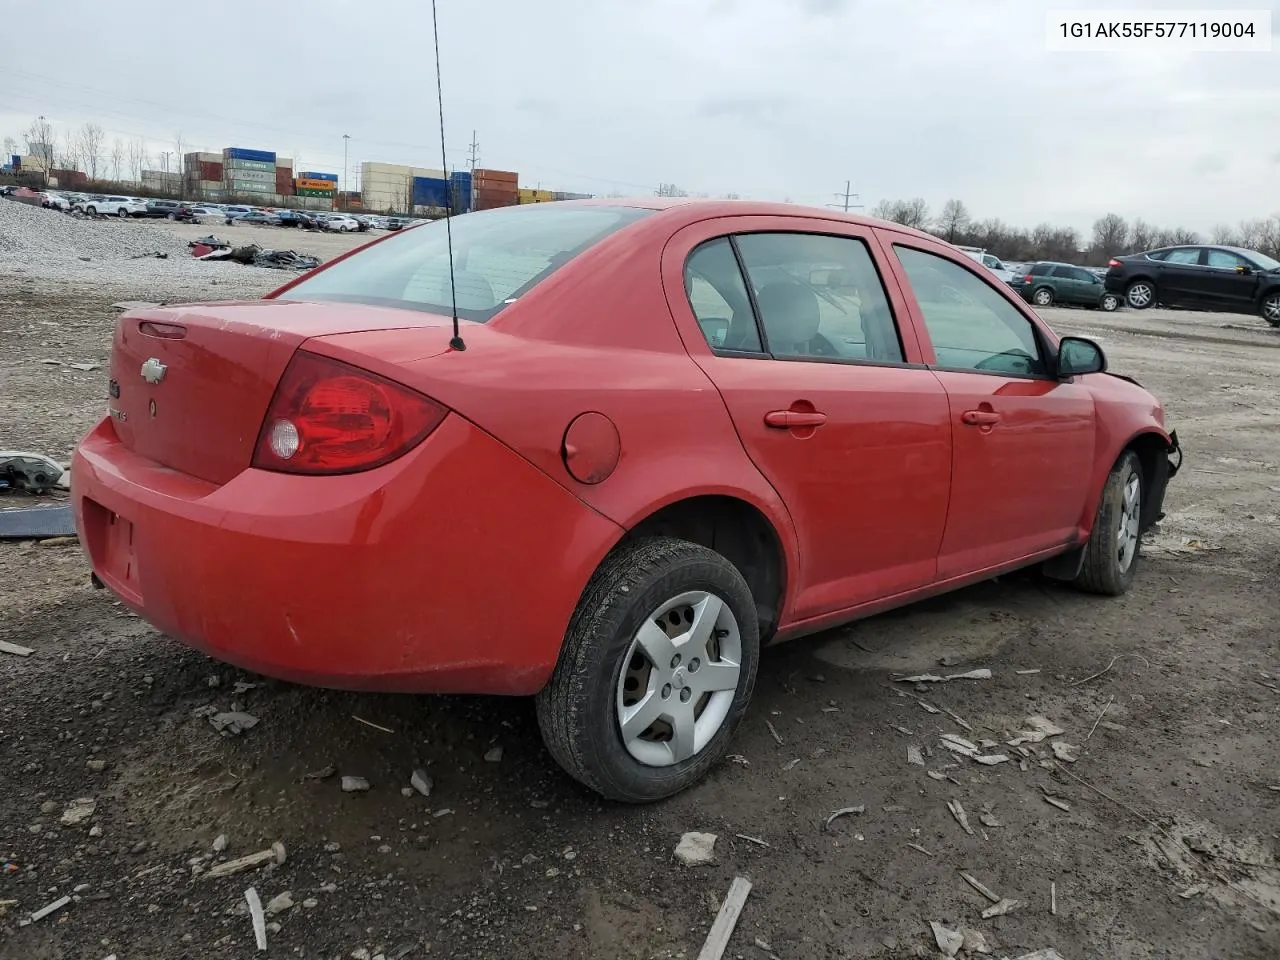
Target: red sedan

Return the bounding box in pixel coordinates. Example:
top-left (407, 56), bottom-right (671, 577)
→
top-left (72, 200), bottom-right (1180, 802)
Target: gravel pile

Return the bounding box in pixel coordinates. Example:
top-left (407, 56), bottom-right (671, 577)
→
top-left (0, 198), bottom-right (280, 300)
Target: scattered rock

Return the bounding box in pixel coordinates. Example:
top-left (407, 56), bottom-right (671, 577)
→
top-left (265, 891), bottom-right (294, 916)
top-left (930, 920), bottom-right (964, 957)
top-left (907, 745), bottom-right (925, 766)
top-left (208, 712), bottom-right (259, 737)
top-left (213, 834), bottom-right (228, 853)
top-left (60, 798), bottom-right (96, 826)
top-left (410, 769), bottom-right (433, 798)
top-left (86, 759), bottom-right (107, 773)
top-left (484, 746), bottom-right (504, 763)
top-left (961, 927), bottom-right (992, 954)
top-left (341, 776), bottom-right (370, 793)
top-left (674, 832), bottom-right (717, 866)
top-left (305, 764), bottom-right (337, 781)
top-left (303, 898), bottom-right (318, 908)
top-left (88, 826), bottom-right (103, 838)
top-left (981, 898), bottom-right (1020, 919)
top-left (1051, 741), bottom-right (1080, 763)
top-left (824, 806), bottom-right (866, 831)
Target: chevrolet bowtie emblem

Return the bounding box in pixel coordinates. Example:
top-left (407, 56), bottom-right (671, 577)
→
top-left (140, 357), bottom-right (167, 384)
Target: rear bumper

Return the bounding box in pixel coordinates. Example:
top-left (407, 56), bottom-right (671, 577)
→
top-left (71, 414), bottom-right (622, 694)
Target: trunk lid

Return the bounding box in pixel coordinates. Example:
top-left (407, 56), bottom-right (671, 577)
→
top-left (108, 300), bottom-right (454, 484)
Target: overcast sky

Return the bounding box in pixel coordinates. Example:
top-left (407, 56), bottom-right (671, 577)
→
top-left (2, 0), bottom-right (1276, 235)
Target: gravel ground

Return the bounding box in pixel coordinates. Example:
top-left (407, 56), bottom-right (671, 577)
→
top-left (1, 229), bottom-right (1278, 960)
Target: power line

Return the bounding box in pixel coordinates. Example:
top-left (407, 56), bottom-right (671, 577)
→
top-left (827, 180), bottom-right (863, 213)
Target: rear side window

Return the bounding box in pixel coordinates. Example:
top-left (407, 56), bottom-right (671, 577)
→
top-left (1029, 263), bottom-right (1052, 276)
top-left (895, 246), bottom-right (1047, 377)
top-left (282, 205), bottom-right (650, 322)
top-left (1163, 248), bottom-right (1201, 265)
top-left (734, 233), bottom-right (905, 363)
top-left (684, 239), bottom-right (762, 352)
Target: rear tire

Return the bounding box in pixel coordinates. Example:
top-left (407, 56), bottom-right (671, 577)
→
top-left (1032, 287), bottom-right (1054, 307)
top-left (85, 206), bottom-right (97, 216)
top-left (1074, 450), bottom-right (1143, 596)
top-left (1126, 280), bottom-right (1155, 309)
top-left (536, 537), bottom-right (760, 803)
top-left (1261, 291), bottom-right (1280, 327)
top-left (1100, 293), bottom-right (1120, 312)
top-left (117, 208), bottom-right (129, 218)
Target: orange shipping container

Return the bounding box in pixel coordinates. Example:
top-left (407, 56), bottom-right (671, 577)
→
top-left (294, 178), bottom-right (336, 191)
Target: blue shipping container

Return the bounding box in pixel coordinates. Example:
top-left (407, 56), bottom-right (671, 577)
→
top-left (225, 147), bottom-right (277, 164)
top-left (412, 176), bottom-right (449, 209)
top-left (298, 171), bottom-right (339, 183)
top-left (449, 171), bottom-right (473, 213)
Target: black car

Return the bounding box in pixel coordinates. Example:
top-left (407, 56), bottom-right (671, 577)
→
top-left (144, 200), bottom-right (194, 221)
top-left (1104, 244), bottom-right (1280, 326)
top-left (1009, 261), bottom-right (1120, 311)
top-left (276, 210), bottom-right (318, 229)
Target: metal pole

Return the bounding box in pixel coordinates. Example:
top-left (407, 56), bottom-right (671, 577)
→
top-left (342, 134), bottom-right (350, 211)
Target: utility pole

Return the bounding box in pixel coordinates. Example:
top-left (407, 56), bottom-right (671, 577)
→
top-left (828, 180), bottom-right (862, 213)
top-left (342, 134), bottom-right (350, 211)
top-left (466, 130), bottom-right (480, 173)
top-left (161, 151), bottom-right (172, 175)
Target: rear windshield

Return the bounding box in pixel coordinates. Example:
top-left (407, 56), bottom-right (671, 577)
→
top-left (281, 204), bottom-right (652, 323)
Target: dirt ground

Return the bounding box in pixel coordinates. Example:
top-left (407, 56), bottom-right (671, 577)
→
top-left (1, 262), bottom-right (1278, 960)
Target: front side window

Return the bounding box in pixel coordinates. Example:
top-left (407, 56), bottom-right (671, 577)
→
top-left (1163, 248), bottom-right (1201, 265)
top-left (734, 232), bottom-right (905, 363)
top-left (1206, 249), bottom-right (1247, 269)
top-left (895, 246), bottom-right (1047, 377)
top-left (281, 205), bottom-right (651, 322)
top-left (1069, 266), bottom-right (1098, 283)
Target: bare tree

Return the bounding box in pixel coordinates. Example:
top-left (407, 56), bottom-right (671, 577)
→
top-left (24, 116), bottom-right (56, 172)
top-left (655, 182), bottom-right (689, 197)
top-left (1090, 213), bottom-right (1128, 258)
top-left (173, 131), bottom-right (186, 198)
top-left (59, 129), bottom-right (80, 172)
top-left (2, 136), bottom-right (16, 158)
top-left (1128, 219), bottom-right (1156, 253)
top-left (870, 197), bottom-right (930, 229)
top-left (934, 199), bottom-right (971, 243)
top-left (77, 123), bottom-right (105, 179)
top-left (109, 138), bottom-right (125, 182)
top-left (1167, 227), bottom-right (1199, 246)
top-left (127, 137), bottom-right (146, 183)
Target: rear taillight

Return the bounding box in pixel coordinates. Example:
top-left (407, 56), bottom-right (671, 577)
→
top-left (1024, 274), bottom-right (1034, 284)
top-left (1107, 259), bottom-right (1121, 269)
top-left (252, 351), bottom-right (447, 475)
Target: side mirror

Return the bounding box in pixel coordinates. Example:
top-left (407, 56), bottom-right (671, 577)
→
top-left (1058, 336), bottom-right (1106, 378)
top-left (1235, 264), bottom-right (1252, 275)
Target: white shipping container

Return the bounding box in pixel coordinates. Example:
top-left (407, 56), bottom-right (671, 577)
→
top-left (224, 169), bottom-right (275, 183)
top-left (225, 158), bottom-right (275, 173)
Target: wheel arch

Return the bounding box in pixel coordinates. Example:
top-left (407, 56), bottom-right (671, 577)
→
top-left (619, 492), bottom-right (793, 643)
top-left (1080, 428), bottom-right (1173, 537)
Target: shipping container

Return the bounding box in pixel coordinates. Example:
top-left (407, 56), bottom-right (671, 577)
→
top-left (226, 179), bottom-right (274, 194)
top-left (295, 178), bottom-right (336, 191)
top-left (449, 171), bottom-right (473, 213)
top-left (411, 175), bottom-right (450, 208)
top-left (225, 169), bottom-right (275, 183)
top-left (296, 187), bottom-right (335, 198)
top-left (224, 147), bottom-right (276, 164)
top-left (275, 157), bottom-right (294, 169)
top-left (298, 171), bottom-right (339, 183)
top-left (225, 158), bottom-right (275, 174)
top-left (277, 180), bottom-right (296, 197)
top-left (198, 161), bottom-right (223, 181)
top-left (474, 168), bottom-right (518, 184)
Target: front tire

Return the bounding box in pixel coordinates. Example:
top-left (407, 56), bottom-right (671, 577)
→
top-left (1100, 293), bottom-right (1120, 312)
top-left (1126, 280), bottom-right (1155, 309)
top-left (536, 537), bottom-right (760, 803)
top-left (117, 208), bottom-right (129, 218)
top-left (1032, 287), bottom-right (1054, 307)
top-left (1261, 291), bottom-right (1280, 327)
top-left (1075, 450), bottom-right (1143, 596)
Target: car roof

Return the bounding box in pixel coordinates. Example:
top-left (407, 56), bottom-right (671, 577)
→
top-left (562, 197), bottom-right (941, 241)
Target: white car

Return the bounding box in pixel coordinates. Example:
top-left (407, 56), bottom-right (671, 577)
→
top-left (188, 206), bottom-right (226, 224)
top-left (324, 215), bottom-right (360, 233)
top-left (80, 195), bottom-right (148, 218)
top-left (958, 246), bottom-right (1017, 284)
top-left (40, 192), bottom-right (71, 211)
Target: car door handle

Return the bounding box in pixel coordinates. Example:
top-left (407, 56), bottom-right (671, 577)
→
top-left (764, 410), bottom-right (828, 429)
top-left (961, 410), bottom-right (1002, 426)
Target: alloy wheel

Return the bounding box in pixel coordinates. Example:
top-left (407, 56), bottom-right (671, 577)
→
top-left (1263, 294), bottom-right (1280, 326)
top-left (615, 590), bottom-right (742, 767)
top-left (1117, 473), bottom-right (1141, 573)
top-left (1033, 289), bottom-right (1052, 306)
top-left (1127, 282), bottom-right (1153, 308)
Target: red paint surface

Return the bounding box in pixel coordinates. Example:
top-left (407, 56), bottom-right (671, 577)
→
top-left (72, 200), bottom-right (1172, 693)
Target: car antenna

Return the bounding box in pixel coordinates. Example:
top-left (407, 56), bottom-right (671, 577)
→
top-left (431, 0), bottom-right (465, 352)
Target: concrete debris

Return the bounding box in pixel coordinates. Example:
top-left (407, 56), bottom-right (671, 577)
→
top-left (1016, 668), bottom-right (1042, 675)
top-left (60, 797), bottom-right (96, 826)
top-left (484, 746), bottom-right (504, 763)
top-left (28, 895), bottom-right (71, 923)
top-left (1179, 883), bottom-right (1208, 899)
top-left (265, 890), bottom-right (294, 916)
top-left (1008, 716), bottom-right (1066, 746)
top-left (304, 764), bottom-right (337, 780)
top-left (1051, 741), bottom-right (1080, 763)
top-left (245, 887), bottom-right (267, 952)
top-left (947, 799), bottom-right (975, 836)
top-left (696, 876), bottom-right (752, 960)
top-left (974, 753), bottom-right (1011, 766)
top-left (782, 758), bottom-right (801, 771)
top-left (213, 834), bottom-right (228, 853)
top-left (907, 745), bottom-right (925, 766)
top-left (927, 770), bottom-right (948, 781)
top-left (0, 640), bottom-right (35, 657)
top-left (961, 928), bottom-right (993, 954)
top-left (674, 832), bottom-right (717, 866)
top-left (86, 759), bottom-right (106, 772)
top-left (981, 898), bottom-right (1020, 918)
top-left (930, 920), bottom-right (964, 957)
top-left (410, 769), bottom-right (433, 797)
top-left (824, 805), bottom-right (865, 831)
top-left (341, 776), bottom-right (371, 792)
top-left (204, 842), bottom-right (287, 879)
top-left (940, 734), bottom-right (980, 756)
top-left (233, 681), bottom-right (258, 695)
top-left (1044, 795), bottom-right (1071, 812)
top-left (896, 668), bottom-right (992, 683)
top-left (209, 711), bottom-right (259, 737)
top-left (960, 871), bottom-right (1002, 903)
top-left (979, 813), bottom-right (1004, 828)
